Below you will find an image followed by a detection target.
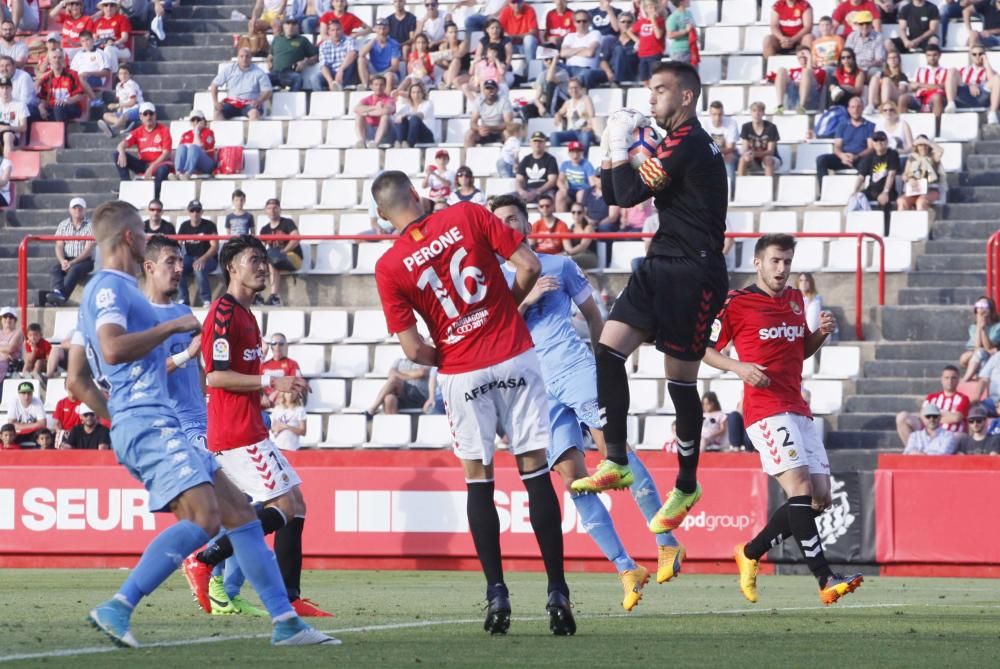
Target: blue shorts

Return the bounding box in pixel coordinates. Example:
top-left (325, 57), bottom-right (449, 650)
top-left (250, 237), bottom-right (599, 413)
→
top-left (111, 410), bottom-right (217, 513)
top-left (545, 363), bottom-right (601, 469)
top-left (181, 420), bottom-right (208, 452)
top-left (980, 34), bottom-right (1000, 48)
top-left (956, 84), bottom-right (992, 108)
top-left (785, 81), bottom-right (822, 110)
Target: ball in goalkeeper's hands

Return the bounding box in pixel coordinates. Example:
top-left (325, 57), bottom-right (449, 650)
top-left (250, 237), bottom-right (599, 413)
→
top-left (628, 125), bottom-right (662, 169)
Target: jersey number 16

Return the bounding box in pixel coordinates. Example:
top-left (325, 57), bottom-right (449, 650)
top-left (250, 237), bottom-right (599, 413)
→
top-left (416, 247), bottom-right (487, 319)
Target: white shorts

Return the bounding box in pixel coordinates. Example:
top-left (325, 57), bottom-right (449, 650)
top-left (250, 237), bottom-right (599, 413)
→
top-left (439, 348), bottom-right (550, 466)
top-left (746, 413), bottom-right (830, 477)
top-left (214, 438), bottom-right (302, 503)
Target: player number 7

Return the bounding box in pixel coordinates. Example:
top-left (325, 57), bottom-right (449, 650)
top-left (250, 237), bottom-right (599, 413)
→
top-left (415, 247), bottom-right (488, 319)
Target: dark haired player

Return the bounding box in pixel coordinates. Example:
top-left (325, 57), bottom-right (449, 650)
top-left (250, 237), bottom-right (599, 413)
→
top-left (372, 171), bottom-right (575, 636)
top-left (572, 61), bottom-right (730, 538)
top-left (704, 233), bottom-right (863, 605)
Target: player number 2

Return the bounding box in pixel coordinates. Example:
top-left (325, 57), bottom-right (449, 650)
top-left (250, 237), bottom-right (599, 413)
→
top-left (415, 248), bottom-right (487, 318)
top-left (776, 427), bottom-right (794, 448)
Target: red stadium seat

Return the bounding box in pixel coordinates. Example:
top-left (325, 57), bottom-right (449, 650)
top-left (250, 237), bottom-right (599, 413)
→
top-left (9, 151), bottom-right (40, 180)
top-left (25, 122), bottom-right (65, 151)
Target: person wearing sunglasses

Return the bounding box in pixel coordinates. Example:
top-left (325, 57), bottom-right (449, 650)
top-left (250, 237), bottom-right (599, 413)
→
top-left (954, 405), bottom-right (1000, 454)
top-left (174, 108), bottom-right (217, 179)
top-left (446, 165), bottom-right (485, 205)
top-left (414, 0), bottom-right (446, 49)
top-left (261, 333), bottom-right (305, 408)
top-left (903, 401), bottom-right (957, 455)
top-left (943, 44), bottom-right (1000, 124)
top-left (828, 46), bottom-right (866, 106)
top-left (560, 11), bottom-right (608, 89)
top-left (896, 365), bottom-right (970, 446)
top-left (143, 198), bottom-right (175, 235)
top-left (114, 101), bottom-right (173, 198)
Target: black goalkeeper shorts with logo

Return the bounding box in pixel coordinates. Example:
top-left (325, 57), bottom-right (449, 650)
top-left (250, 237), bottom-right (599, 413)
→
top-left (609, 254), bottom-right (728, 361)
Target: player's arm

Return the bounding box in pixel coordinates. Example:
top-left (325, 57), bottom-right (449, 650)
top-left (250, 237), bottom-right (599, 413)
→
top-left (66, 343), bottom-right (111, 422)
top-left (397, 326), bottom-right (438, 367)
top-left (578, 295), bottom-right (604, 348)
top-left (703, 346), bottom-right (771, 388)
top-left (96, 317), bottom-right (198, 366)
top-left (206, 369), bottom-right (306, 394)
top-left (167, 333), bottom-right (201, 374)
top-left (803, 310), bottom-right (836, 359)
top-left (506, 242), bottom-right (542, 304)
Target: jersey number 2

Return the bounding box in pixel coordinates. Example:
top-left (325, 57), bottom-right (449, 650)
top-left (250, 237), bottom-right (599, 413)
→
top-left (776, 427), bottom-right (794, 448)
top-left (415, 247), bottom-right (487, 318)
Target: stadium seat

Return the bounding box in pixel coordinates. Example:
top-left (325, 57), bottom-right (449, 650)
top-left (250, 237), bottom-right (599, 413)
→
top-left (369, 344), bottom-right (405, 377)
top-left (9, 151), bottom-right (39, 179)
top-left (746, 85), bottom-right (778, 113)
top-left (304, 379), bottom-right (347, 413)
top-left (758, 210), bottom-right (797, 233)
top-left (906, 113), bottom-right (936, 140)
top-left (264, 309), bottom-right (305, 342)
top-left (727, 211), bottom-right (755, 233)
top-left (311, 241), bottom-right (352, 274)
top-left (209, 120), bottom-right (246, 149)
top-left (118, 181), bottom-right (155, 209)
top-left (690, 0), bottom-right (719, 26)
top-left (727, 55), bottom-right (762, 83)
top-left (698, 360), bottom-right (723, 380)
top-left (240, 179), bottom-right (278, 210)
top-left (325, 119), bottom-right (358, 148)
top-left (318, 178), bottom-right (359, 209)
top-left (817, 175), bottom-right (857, 206)
top-left (845, 211), bottom-right (884, 236)
top-left (262, 149), bottom-right (302, 178)
top-left (609, 241), bottom-right (645, 272)
top-left (319, 413), bottom-right (367, 448)
top-left (826, 238), bottom-right (868, 271)
top-left (704, 84), bottom-right (745, 113)
top-left (731, 175), bottom-right (773, 207)
top-left (638, 415), bottom-right (674, 451)
top-left (300, 413), bottom-right (323, 448)
top-left (708, 378), bottom-right (743, 413)
top-left (270, 91), bottom-right (307, 119)
top-left (384, 147), bottom-right (422, 175)
top-left (939, 114), bottom-right (979, 142)
top-left (803, 379), bottom-right (843, 414)
top-left (702, 26), bottom-right (740, 53)
top-left (792, 239), bottom-right (825, 272)
top-left (24, 122), bottom-right (64, 150)
top-left (298, 213), bottom-right (334, 237)
top-left (792, 142), bottom-right (833, 173)
top-left (465, 146), bottom-right (502, 177)
top-left (302, 309), bottom-right (349, 343)
top-left (353, 242), bottom-right (391, 273)
top-left (775, 175), bottom-right (817, 206)
top-left (444, 118), bottom-right (471, 144)
top-left (159, 180), bottom-right (197, 211)
top-left (699, 55), bottom-right (723, 85)
top-left (590, 88), bottom-right (623, 116)
top-left (346, 378), bottom-right (384, 412)
top-left (285, 120), bottom-right (325, 149)
top-left (367, 414), bottom-right (412, 448)
top-left (346, 310), bottom-right (391, 343)
top-left (287, 344), bottom-right (325, 376)
top-left (413, 414), bottom-right (452, 449)
top-left (484, 177), bottom-right (516, 196)
top-left (246, 121), bottom-right (285, 149)
top-left (428, 89), bottom-right (465, 117)
top-left (198, 180), bottom-right (234, 211)
top-left (802, 355), bottom-right (816, 378)
top-left (300, 148), bottom-right (342, 178)
top-left (771, 115), bottom-right (809, 143)
top-left (308, 91), bottom-right (346, 118)
top-left (742, 25), bottom-right (770, 51)
top-left (527, 117), bottom-right (558, 137)
top-left (871, 238), bottom-right (913, 272)
top-left (940, 142), bottom-right (963, 173)
top-left (888, 211), bottom-right (929, 241)
top-left (281, 179), bottom-right (318, 209)
top-left (342, 148), bottom-right (381, 177)
top-left (338, 212), bottom-right (372, 234)
top-left (627, 380), bottom-right (660, 414)
top-left (632, 346), bottom-right (664, 379)
top-left (43, 377), bottom-right (67, 412)
top-left (802, 210), bottom-right (842, 233)
top-left (327, 344), bottom-right (370, 377)
top-left (814, 346), bottom-right (861, 380)
top-left (733, 240), bottom-right (757, 272)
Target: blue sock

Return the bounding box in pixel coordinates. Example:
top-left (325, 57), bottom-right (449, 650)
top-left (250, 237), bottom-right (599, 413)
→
top-left (212, 562), bottom-right (224, 578)
top-left (227, 519), bottom-right (294, 621)
top-left (223, 557), bottom-right (246, 599)
top-left (628, 451), bottom-right (678, 548)
top-left (572, 492), bottom-right (637, 573)
top-left (118, 519), bottom-right (209, 607)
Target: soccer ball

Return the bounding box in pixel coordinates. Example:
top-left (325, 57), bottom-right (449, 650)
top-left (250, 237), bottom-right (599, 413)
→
top-left (628, 125), bottom-right (661, 169)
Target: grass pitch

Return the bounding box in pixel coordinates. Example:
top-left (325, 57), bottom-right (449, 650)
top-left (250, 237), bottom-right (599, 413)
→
top-left (1, 569), bottom-right (998, 667)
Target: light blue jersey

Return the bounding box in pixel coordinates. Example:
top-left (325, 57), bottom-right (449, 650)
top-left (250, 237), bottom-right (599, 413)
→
top-left (151, 301), bottom-right (208, 445)
top-left (77, 269), bottom-right (215, 512)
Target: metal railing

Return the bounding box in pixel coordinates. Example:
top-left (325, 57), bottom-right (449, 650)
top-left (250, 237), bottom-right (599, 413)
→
top-left (18, 231), bottom-right (885, 341)
top-left (986, 231), bottom-right (1000, 306)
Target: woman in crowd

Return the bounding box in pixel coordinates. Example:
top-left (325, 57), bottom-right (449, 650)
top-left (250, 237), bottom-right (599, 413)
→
top-left (960, 296), bottom-right (1000, 382)
top-left (797, 272), bottom-right (823, 333)
top-left (446, 165), bottom-right (485, 205)
top-left (897, 135), bottom-right (943, 211)
top-left (392, 81), bottom-right (436, 148)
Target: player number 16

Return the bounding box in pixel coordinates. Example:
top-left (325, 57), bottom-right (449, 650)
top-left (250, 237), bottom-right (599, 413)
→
top-left (416, 247), bottom-right (487, 319)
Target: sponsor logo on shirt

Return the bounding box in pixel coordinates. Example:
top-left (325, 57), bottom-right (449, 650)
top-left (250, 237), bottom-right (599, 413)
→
top-left (95, 288), bottom-right (115, 309)
top-left (464, 376), bottom-right (526, 401)
top-left (443, 307), bottom-right (488, 345)
top-left (758, 322), bottom-right (805, 342)
top-left (242, 346), bottom-right (263, 362)
top-left (212, 338), bottom-right (229, 362)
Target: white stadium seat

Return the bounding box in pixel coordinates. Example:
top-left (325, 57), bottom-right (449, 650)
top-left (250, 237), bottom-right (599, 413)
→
top-left (758, 210), bottom-right (797, 233)
top-left (802, 210), bottom-right (842, 234)
top-left (792, 239), bottom-right (825, 272)
top-left (159, 180), bottom-right (197, 212)
top-left (826, 238), bottom-right (867, 271)
top-left (311, 241), bottom-right (353, 274)
top-left (703, 85), bottom-right (745, 113)
top-left (939, 114), bottom-right (979, 142)
top-left (384, 147), bottom-right (422, 175)
top-left (792, 142), bottom-right (833, 173)
top-left (308, 91), bottom-right (345, 118)
top-left (815, 346), bottom-right (861, 380)
top-left (118, 181), bottom-right (154, 209)
top-left (327, 344), bottom-right (370, 378)
top-left (703, 26), bottom-right (740, 53)
top-left (709, 379), bottom-right (743, 413)
top-left (590, 88), bottom-right (623, 116)
top-left (346, 378), bottom-right (384, 412)
top-left (300, 148), bottom-right (342, 178)
top-left (281, 179), bottom-right (318, 209)
top-left (298, 213), bottom-right (334, 237)
top-left (726, 55), bottom-right (762, 83)
top-left (428, 89), bottom-right (465, 117)
top-left (264, 309), bottom-right (306, 342)
top-left (326, 119), bottom-right (358, 148)
top-left (632, 346), bottom-right (663, 378)
top-left (775, 175), bottom-right (817, 206)
top-left (413, 415), bottom-right (452, 449)
top-left (304, 379), bottom-right (346, 413)
top-left (210, 120), bottom-right (245, 147)
top-left (845, 211), bottom-right (884, 236)
top-left (803, 379), bottom-right (843, 414)
top-left (346, 310), bottom-right (391, 343)
top-left (318, 178), bottom-right (358, 209)
top-left (367, 414), bottom-right (411, 448)
top-left (285, 119), bottom-right (325, 148)
top-left (262, 148), bottom-right (301, 178)
top-left (270, 91), bottom-right (307, 119)
top-left (302, 309), bottom-right (349, 343)
top-left (771, 115), bottom-right (808, 142)
top-left (817, 175), bottom-right (857, 206)
top-left (246, 121), bottom-right (285, 149)
top-left (465, 146), bottom-right (502, 177)
top-left (871, 238), bottom-right (913, 272)
top-left (627, 380), bottom-right (660, 414)
top-left (370, 344), bottom-right (405, 377)
top-left (300, 413), bottom-right (323, 448)
top-left (342, 148), bottom-right (381, 177)
top-left (727, 211), bottom-right (755, 233)
top-left (198, 180), bottom-right (235, 211)
top-left (690, 0), bottom-right (718, 26)
top-left (638, 415), bottom-right (675, 451)
top-left (240, 179), bottom-right (278, 210)
top-left (319, 414), bottom-right (367, 448)
top-left (888, 211), bottom-right (929, 241)
top-left (287, 344), bottom-right (325, 377)
top-left (43, 377), bottom-right (67, 412)
top-left (609, 241), bottom-right (645, 272)
top-left (731, 175), bottom-right (773, 207)
top-left (353, 242), bottom-right (391, 274)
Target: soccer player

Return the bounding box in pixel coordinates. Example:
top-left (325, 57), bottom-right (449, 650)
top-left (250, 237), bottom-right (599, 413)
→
top-left (372, 171), bottom-right (574, 636)
top-left (181, 235), bottom-right (332, 618)
top-left (571, 61), bottom-right (729, 538)
top-left (703, 233), bottom-right (863, 605)
top-left (69, 201), bottom-right (334, 647)
top-left (491, 194), bottom-right (685, 611)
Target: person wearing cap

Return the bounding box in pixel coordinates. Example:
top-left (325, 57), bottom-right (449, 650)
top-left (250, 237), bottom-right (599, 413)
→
top-left (62, 404), bottom-right (111, 450)
top-left (49, 0), bottom-right (94, 52)
top-left (0, 306), bottom-right (22, 380)
top-left (896, 365), bottom-right (970, 446)
top-left (174, 108), bottom-right (216, 179)
top-left (497, 0), bottom-right (539, 60)
top-left (94, 0), bottom-right (132, 65)
top-left (903, 402), bottom-right (958, 455)
top-left (269, 18), bottom-right (317, 93)
top-left (259, 198), bottom-right (302, 306)
top-left (0, 19), bottom-right (27, 69)
top-left (2, 0), bottom-right (40, 33)
top-left (555, 139), bottom-right (595, 212)
top-left (0, 423), bottom-right (16, 450)
top-left (98, 62), bottom-right (142, 137)
top-left (516, 130), bottom-right (558, 203)
top-left (114, 101), bottom-right (172, 197)
top-left (70, 30), bottom-right (113, 92)
top-left (358, 18), bottom-right (401, 90)
top-left (318, 17), bottom-right (360, 91)
top-left (944, 43), bottom-right (1000, 123)
top-left (897, 133), bottom-right (943, 211)
top-left (0, 73), bottom-right (25, 157)
top-left (319, 0), bottom-right (369, 43)
top-left (2, 380), bottom-right (45, 445)
top-left (36, 48), bottom-right (88, 121)
top-left (815, 95), bottom-right (874, 187)
top-left (954, 405), bottom-right (1000, 454)
top-left (844, 10), bottom-right (886, 78)
top-left (47, 197), bottom-right (94, 306)
top-left (889, 0), bottom-right (939, 54)
top-left (550, 76), bottom-right (598, 151)
top-left (853, 129), bottom-right (899, 233)
top-left (764, 0), bottom-right (814, 59)
top-left (209, 47), bottom-right (273, 121)
top-left (177, 199), bottom-right (219, 306)
top-left (831, 0), bottom-right (882, 39)
top-left (463, 78), bottom-right (513, 148)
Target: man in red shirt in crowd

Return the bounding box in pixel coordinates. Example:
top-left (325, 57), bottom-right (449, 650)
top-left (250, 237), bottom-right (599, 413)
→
top-left (23, 322), bottom-right (52, 375)
top-left (529, 193), bottom-right (569, 254)
top-left (50, 0), bottom-right (94, 50)
top-left (896, 364), bottom-right (970, 446)
top-left (114, 101), bottom-right (172, 199)
top-left (498, 0), bottom-right (539, 59)
top-left (36, 49), bottom-right (87, 121)
top-left (545, 0), bottom-right (574, 46)
top-left (260, 331), bottom-right (304, 408)
top-left (94, 0), bottom-right (132, 65)
top-left (764, 0), bottom-right (814, 57)
top-left (372, 170), bottom-right (575, 636)
top-left (318, 0), bottom-right (368, 43)
top-left (832, 0), bottom-right (882, 37)
top-left (182, 235), bottom-right (331, 618)
top-left (704, 233), bottom-right (863, 606)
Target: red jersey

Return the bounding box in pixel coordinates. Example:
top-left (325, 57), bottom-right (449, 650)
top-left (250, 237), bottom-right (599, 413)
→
top-left (832, 0), bottom-right (880, 37)
top-left (545, 9), bottom-right (574, 42)
top-left (634, 15), bottom-right (666, 58)
top-left (530, 218), bottom-right (569, 255)
top-left (53, 396), bottom-right (81, 431)
top-left (201, 294), bottom-right (269, 452)
top-left (913, 65), bottom-right (947, 87)
top-left (25, 338), bottom-right (52, 360)
top-left (261, 357), bottom-right (301, 378)
top-left (925, 391), bottom-right (970, 434)
top-left (94, 14), bottom-right (131, 43)
top-left (958, 65), bottom-right (989, 86)
top-left (320, 11), bottom-right (363, 34)
top-left (59, 13), bottom-right (95, 48)
top-left (497, 4), bottom-right (538, 36)
top-left (773, 0), bottom-right (811, 38)
top-left (125, 123), bottom-right (172, 163)
top-left (179, 127), bottom-right (216, 159)
top-left (713, 285), bottom-right (813, 425)
top-left (375, 201), bottom-right (533, 375)
top-left (835, 65), bottom-right (862, 88)
top-left (38, 68), bottom-right (84, 108)
top-left (790, 66), bottom-right (826, 86)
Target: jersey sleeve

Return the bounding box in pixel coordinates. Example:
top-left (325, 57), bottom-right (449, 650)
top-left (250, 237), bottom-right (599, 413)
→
top-left (475, 204), bottom-right (526, 258)
top-left (375, 263), bottom-right (418, 335)
top-left (91, 278), bottom-right (130, 332)
top-left (710, 290), bottom-right (740, 350)
top-left (562, 258), bottom-right (592, 306)
top-left (202, 301), bottom-right (233, 373)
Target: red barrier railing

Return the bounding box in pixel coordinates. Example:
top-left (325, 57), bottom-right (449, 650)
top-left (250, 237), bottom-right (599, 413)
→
top-left (17, 231), bottom-right (884, 341)
top-left (987, 231), bottom-right (1000, 306)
